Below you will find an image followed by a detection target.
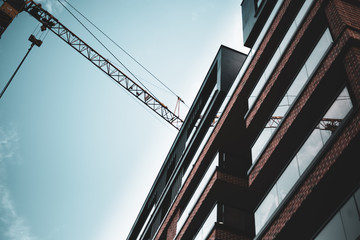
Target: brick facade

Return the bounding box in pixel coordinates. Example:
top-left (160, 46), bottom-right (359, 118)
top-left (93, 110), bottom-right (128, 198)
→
top-left (130, 1), bottom-right (360, 239)
top-left (250, 0), bottom-right (360, 238)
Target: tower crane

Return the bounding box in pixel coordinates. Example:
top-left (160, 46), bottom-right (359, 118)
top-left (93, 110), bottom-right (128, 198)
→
top-left (0, 0), bottom-right (183, 129)
top-left (1, 0), bottom-right (343, 132)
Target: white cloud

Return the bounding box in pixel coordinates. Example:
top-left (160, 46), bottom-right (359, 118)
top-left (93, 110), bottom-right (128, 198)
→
top-left (0, 124), bottom-right (37, 240)
top-left (0, 124), bottom-right (19, 167)
top-left (0, 185), bottom-right (36, 240)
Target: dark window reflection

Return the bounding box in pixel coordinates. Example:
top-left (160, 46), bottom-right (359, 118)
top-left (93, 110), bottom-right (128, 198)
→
top-left (316, 213), bottom-right (347, 240)
top-left (315, 188), bottom-right (360, 240)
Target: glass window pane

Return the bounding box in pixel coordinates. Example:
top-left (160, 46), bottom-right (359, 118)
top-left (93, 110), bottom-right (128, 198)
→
top-left (324, 88), bottom-right (353, 120)
top-left (257, 0), bottom-right (263, 8)
top-left (279, 22), bottom-right (297, 54)
top-left (252, 128), bottom-right (275, 163)
top-left (249, 74), bottom-right (267, 109)
top-left (272, 66), bottom-right (307, 117)
top-left (255, 186), bottom-right (279, 233)
top-left (287, 66), bottom-right (308, 99)
top-left (264, 48), bottom-right (281, 79)
top-left (305, 29), bottom-right (332, 75)
top-left (354, 187), bottom-right (360, 211)
top-left (248, 95), bottom-right (257, 110)
top-left (295, 0), bottom-right (312, 27)
top-left (273, 97), bottom-right (289, 116)
top-left (276, 158), bottom-right (300, 202)
top-left (319, 129), bottom-right (332, 145)
top-left (296, 129), bottom-right (323, 174)
top-left (315, 213), bottom-right (346, 240)
top-left (193, 205), bottom-right (217, 240)
top-left (340, 197), bottom-right (360, 239)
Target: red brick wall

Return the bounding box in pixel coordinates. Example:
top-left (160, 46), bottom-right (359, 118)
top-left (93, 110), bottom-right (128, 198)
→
top-left (208, 227), bottom-right (251, 240)
top-left (326, 0), bottom-right (360, 39)
top-left (175, 171), bottom-right (248, 240)
top-left (166, 209), bottom-right (180, 239)
top-left (344, 46), bottom-right (360, 102)
top-left (154, 169), bottom-right (247, 239)
top-left (153, 1), bottom-right (360, 239)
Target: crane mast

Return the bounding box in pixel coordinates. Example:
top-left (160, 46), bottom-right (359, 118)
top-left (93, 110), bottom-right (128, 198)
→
top-left (0, 0), bottom-right (183, 130)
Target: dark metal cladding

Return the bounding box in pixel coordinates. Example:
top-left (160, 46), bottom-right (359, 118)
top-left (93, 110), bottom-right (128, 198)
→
top-left (241, 0), bottom-right (277, 48)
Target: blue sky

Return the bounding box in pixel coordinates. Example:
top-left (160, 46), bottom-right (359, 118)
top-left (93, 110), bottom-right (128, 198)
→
top-left (0, 0), bottom-right (247, 239)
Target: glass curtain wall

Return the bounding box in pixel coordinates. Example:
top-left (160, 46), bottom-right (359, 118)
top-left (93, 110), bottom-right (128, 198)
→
top-left (315, 187), bottom-right (360, 240)
top-left (193, 204), bottom-right (218, 240)
top-left (176, 153), bottom-right (219, 235)
top-left (251, 28), bottom-right (333, 163)
top-left (247, 0), bottom-right (314, 111)
top-left (254, 87), bottom-right (353, 234)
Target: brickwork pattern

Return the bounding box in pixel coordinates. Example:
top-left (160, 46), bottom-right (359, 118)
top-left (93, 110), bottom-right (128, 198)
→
top-left (166, 210), bottom-right (180, 240)
top-left (154, 168), bottom-right (247, 239)
top-left (208, 227), bottom-right (251, 240)
top-left (175, 172), bottom-right (218, 240)
top-left (175, 171), bottom-right (247, 240)
top-left (151, 1), bottom-right (360, 239)
top-left (217, 171), bottom-right (248, 187)
top-left (344, 46), bottom-right (360, 103)
top-left (326, 0), bottom-right (360, 39)
top-left (153, 148), bottom-right (212, 239)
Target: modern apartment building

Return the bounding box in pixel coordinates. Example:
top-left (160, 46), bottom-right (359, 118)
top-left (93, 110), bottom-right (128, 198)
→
top-left (127, 0), bottom-right (360, 239)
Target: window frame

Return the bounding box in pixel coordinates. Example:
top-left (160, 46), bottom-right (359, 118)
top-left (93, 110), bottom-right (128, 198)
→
top-left (313, 186), bottom-right (360, 239)
top-left (249, 26), bottom-right (333, 168)
top-left (253, 84), bottom-right (355, 238)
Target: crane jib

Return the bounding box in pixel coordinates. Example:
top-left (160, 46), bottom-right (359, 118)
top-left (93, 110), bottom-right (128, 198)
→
top-left (18, 0), bottom-right (183, 130)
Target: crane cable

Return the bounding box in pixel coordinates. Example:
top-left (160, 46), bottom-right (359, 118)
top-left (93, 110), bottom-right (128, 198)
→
top-left (59, 0), bottom-right (189, 109)
top-left (0, 22), bottom-right (50, 100)
top-left (55, 0), bottom-right (159, 102)
top-left (0, 42), bottom-right (35, 99)
top-left (32, 22), bottom-right (50, 42)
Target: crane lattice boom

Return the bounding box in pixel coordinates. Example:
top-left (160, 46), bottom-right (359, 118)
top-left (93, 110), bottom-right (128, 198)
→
top-left (1, 0), bottom-right (183, 130)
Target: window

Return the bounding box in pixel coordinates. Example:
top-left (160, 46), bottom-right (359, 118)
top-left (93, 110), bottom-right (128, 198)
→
top-left (316, 213), bottom-right (347, 240)
top-left (248, 0), bottom-right (315, 113)
top-left (136, 204), bottom-right (156, 240)
top-left (193, 204), bottom-right (218, 240)
top-left (276, 159), bottom-right (299, 202)
top-left (256, 0), bottom-right (263, 9)
top-left (255, 186), bottom-right (279, 232)
top-left (315, 188), bottom-right (360, 240)
top-left (177, 153), bottom-right (219, 235)
top-left (182, 126), bottom-right (214, 185)
top-left (254, 87), bottom-right (353, 234)
top-left (185, 85), bottom-right (218, 148)
top-left (193, 203), bottom-right (246, 240)
top-left (251, 28), bottom-right (333, 163)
